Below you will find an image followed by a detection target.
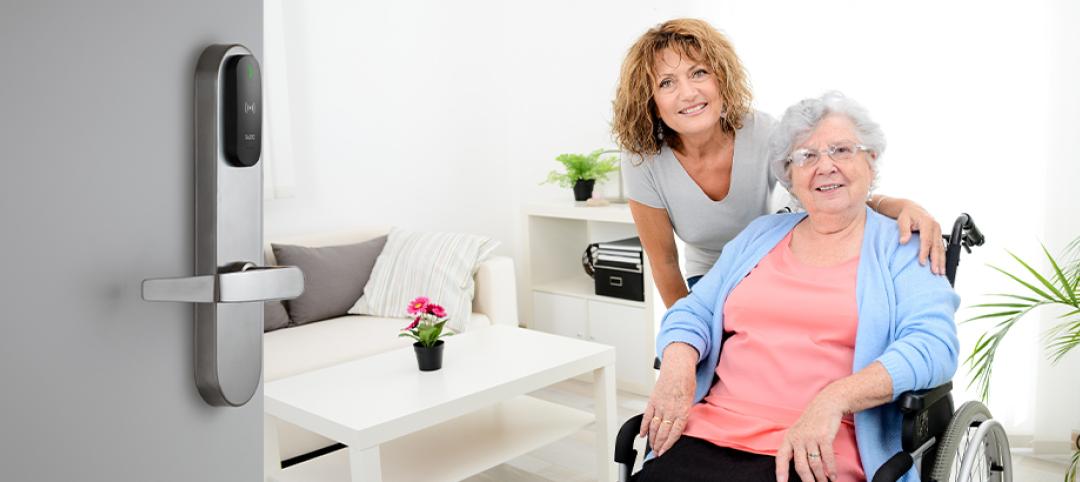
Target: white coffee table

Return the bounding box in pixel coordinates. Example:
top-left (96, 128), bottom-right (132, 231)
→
top-left (263, 325), bottom-right (617, 482)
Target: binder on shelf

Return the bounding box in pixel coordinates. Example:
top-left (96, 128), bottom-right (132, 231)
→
top-left (596, 252), bottom-right (641, 265)
top-left (596, 237), bottom-right (644, 253)
top-left (586, 237), bottom-right (644, 302)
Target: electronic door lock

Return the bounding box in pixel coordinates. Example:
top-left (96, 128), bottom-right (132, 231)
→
top-left (140, 44), bottom-right (298, 408)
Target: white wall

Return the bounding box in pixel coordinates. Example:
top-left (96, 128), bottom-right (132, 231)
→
top-left (268, 0), bottom-right (1079, 443)
top-left (264, 1), bottom-right (517, 250)
top-left (1036, 0), bottom-right (1080, 449)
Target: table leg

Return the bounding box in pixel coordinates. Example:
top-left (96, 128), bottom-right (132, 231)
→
top-left (349, 444), bottom-right (382, 482)
top-left (594, 363), bottom-right (618, 482)
top-left (264, 415), bottom-right (281, 482)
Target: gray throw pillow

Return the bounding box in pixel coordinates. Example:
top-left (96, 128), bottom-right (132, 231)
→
top-left (264, 301), bottom-right (290, 332)
top-left (272, 236), bottom-right (388, 325)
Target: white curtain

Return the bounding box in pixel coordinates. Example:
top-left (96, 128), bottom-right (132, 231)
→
top-left (262, 0), bottom-right (296, 200)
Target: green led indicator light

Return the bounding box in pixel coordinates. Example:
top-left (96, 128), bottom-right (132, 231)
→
top-left (247, 64), bottom-right (254, 79)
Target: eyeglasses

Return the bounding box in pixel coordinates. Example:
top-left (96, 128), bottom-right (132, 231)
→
top-left (787, 141), bottom-right (872, 168)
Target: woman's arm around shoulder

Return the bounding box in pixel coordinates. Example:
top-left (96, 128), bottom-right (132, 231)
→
top-left (869, 194), bottom-right (947, 275)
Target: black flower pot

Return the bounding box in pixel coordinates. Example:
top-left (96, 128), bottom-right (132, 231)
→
top-left (573, 179), bottom-right (596, 201)
top-left (413, 340), bottom-right (444, 371)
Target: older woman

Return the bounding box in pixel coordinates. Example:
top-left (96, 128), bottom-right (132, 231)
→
top-left (613, 19), bottom-right (946, 310)
top-left (634, 92), bottom-right (959, 482)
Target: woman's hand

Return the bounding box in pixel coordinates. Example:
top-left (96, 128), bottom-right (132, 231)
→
top-left (775, 393), bottom-right (846, 482)
top-left (893, 200), bottom-right (945, 275)
top-left (639, 343), bottom-right (697, 456)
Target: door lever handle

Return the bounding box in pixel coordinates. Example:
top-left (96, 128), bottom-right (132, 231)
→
top-left (142, 262), bottom-right (303, 303)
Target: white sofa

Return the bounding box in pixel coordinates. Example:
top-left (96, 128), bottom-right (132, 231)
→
top-left (263, 227), bottom-right (519, 461)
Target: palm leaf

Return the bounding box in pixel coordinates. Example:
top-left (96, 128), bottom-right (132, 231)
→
top-left (1046, 319), bottom-right (1080, 363)
top-left (969, 303), bottom-right (1033, 309)
top-left (1005, 250), bottom-right (1069, 302)
top-left (964, 310), bottom-right (1022, 323)
top-left (1067, 447), bottom-right (1079, 482)
top-left (965, 304), bottom-right (1037, 401)
top-left (1064, 237), bottom-right (1080, 291)
top-left (988, 293), bottom-right (1041, 302)
top-left (989, 265), bottom-right (1058, 302)
top-left (1044, 244), bottom-right (1079, 304)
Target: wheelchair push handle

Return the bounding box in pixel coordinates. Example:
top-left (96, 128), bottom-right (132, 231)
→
top-left (949, 213), bottom-right (985, 251)
top-left (944, 213), bottom-right (985, 286)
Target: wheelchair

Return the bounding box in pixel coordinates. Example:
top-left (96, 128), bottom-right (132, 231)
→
top-left (614, 214), bottom-right (1013, 482)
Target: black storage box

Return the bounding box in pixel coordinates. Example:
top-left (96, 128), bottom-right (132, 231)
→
top-left (588, 237), bottom-right (645, 302)
top-left (594, 266), bottom-right (644, 302)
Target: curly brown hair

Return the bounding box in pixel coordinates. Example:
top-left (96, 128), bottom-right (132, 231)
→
top-left (612, 18), bottom-right (753, 163)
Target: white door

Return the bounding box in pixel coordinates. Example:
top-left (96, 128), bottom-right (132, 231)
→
top-left (0, 2), bottom-right (263, 481)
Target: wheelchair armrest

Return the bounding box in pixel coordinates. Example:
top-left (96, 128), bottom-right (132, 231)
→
top-left (615, 414), bottom-right (645, 465)
top-left (871, 452), bottom-right (913, 482)
top-left (899, 382), bottom-right (955, 455)
top-left (898, 381), bottom-right (952, 414)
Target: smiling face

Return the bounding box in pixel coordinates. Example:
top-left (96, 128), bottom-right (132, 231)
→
top-left (651, 48), bottom-right (725, 142)
top-left (788, 114), bottom-right (876, 218)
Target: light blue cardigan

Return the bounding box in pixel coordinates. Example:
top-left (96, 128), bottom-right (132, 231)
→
top-left (656, 207), bottom-right (960, 481)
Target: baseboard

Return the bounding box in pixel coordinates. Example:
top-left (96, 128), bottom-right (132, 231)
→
top-left (1032, 439), bottom-right (1074, 455)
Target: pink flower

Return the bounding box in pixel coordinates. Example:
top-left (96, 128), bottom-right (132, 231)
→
top-left (428, 304), bottom-right (447, 318)
top-left (407, 296), bottom-right (430, 315)
top-left (403, 316), bottom-right (420, 331)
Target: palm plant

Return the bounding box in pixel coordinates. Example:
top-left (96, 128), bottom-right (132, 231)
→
top-left (965, 237), bottom-right (1080, 480)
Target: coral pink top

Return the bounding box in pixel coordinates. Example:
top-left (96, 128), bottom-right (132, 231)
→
top-left (682, 232), bottom-right (866, 481)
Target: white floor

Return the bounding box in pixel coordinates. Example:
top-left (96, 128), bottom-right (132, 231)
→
top-left (462, 379), bottom-right (1074, 482)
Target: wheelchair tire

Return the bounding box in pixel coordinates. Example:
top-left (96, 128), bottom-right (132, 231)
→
top-left (929, 401), bottom-right (1012, 482)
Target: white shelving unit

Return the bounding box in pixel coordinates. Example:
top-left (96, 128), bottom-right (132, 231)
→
top-left (523, 202), bottom-right (663, 395)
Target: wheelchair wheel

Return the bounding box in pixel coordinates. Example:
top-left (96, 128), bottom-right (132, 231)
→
top-left (929, 401), bottom-right (1012, 482)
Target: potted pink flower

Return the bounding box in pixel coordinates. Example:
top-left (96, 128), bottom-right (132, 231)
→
top-left (399, 296), bottom-right (453, 371)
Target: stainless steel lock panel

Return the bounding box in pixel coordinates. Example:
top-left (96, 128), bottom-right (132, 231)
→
top-left (142, 44), bottom-right (302, 408)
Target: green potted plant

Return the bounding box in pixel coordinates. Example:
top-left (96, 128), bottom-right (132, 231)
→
top-left (965, 237), bottom-right (1080, 481)
top-left (542, 149), bottom-right (620, 201)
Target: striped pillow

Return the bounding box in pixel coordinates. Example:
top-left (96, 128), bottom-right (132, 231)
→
top-left (348, 228), bottom-right (499, 332)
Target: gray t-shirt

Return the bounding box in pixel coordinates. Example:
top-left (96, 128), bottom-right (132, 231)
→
top-left (623, 110), bottom-right (778, 277)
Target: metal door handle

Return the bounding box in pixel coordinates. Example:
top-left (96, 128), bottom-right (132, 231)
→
top-left (142, 262), bottom-right (303, 303)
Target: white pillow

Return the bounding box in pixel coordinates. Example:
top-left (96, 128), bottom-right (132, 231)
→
top-left (348, 228), bottom-right (499, 332)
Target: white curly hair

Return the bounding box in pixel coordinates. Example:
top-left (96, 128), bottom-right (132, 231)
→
top-left (768, 91), bottom-right (886, 192)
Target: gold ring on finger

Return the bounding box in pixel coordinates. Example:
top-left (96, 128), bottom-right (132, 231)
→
top-left (652, 416), bottom-right (661, 423)
top-left (661, 419), bottom-right (673, 425)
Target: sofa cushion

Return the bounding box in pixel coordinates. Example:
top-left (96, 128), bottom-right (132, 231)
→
top-left (263, 312), bottom-right (491, 382)
top-left (272, 236), bottom-right (388, 326)
top-left (348, 228), bottom-right (499, 332)
top-left (264, 301), bottom-right (291, 332)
